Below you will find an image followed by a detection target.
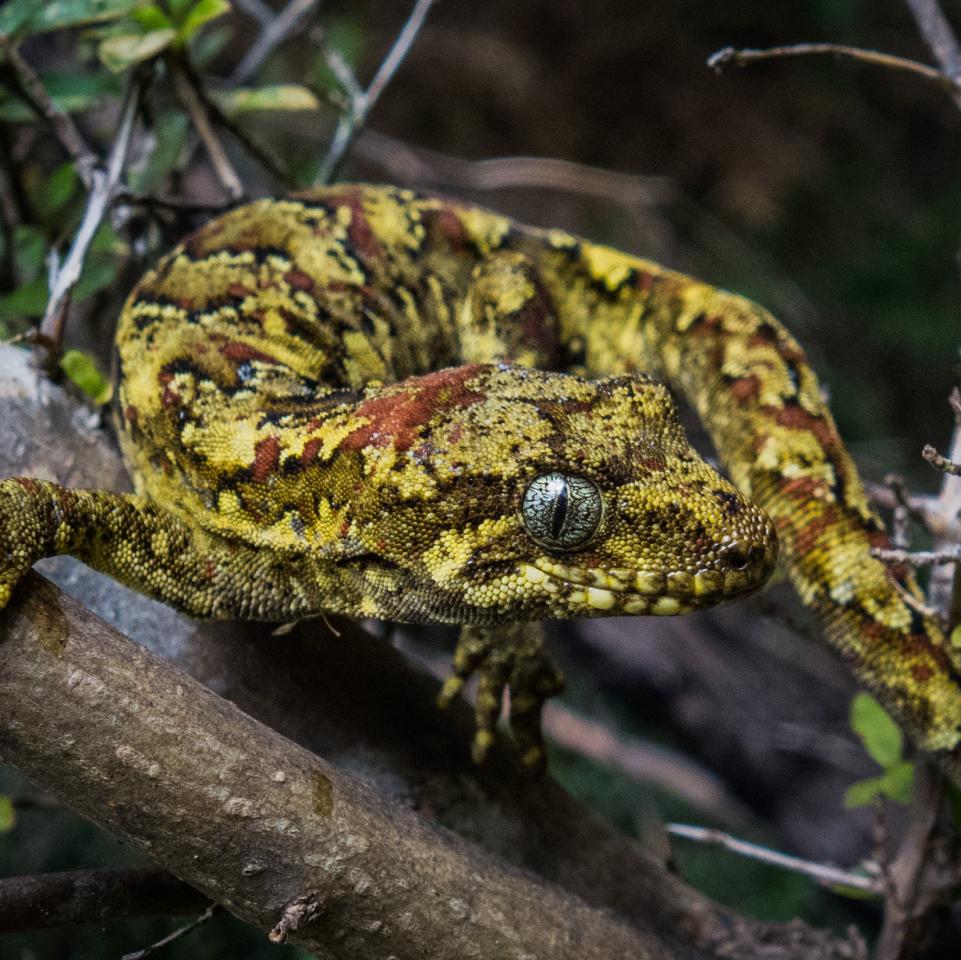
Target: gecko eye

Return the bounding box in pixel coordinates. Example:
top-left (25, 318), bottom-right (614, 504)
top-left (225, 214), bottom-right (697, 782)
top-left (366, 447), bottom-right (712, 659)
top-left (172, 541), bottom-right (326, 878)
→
top-left (521, 472), bottom-right (603, 551)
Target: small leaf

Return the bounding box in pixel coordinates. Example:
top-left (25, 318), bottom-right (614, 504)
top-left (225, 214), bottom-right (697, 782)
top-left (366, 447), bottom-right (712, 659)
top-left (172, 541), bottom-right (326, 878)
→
top-left (0, 796), bottom-right (14, 833)
top-left (951, 624), bottom-right (961, 649)
top-left (850, 692), bottom-right (903, 769)
top-left (844, 775), bottom-right (887, 809)
top-left (60, 349), bottom-right (112, 405)
top-left (177, 0), bottom-right (230, 44)
top-left (39, 163), bottom-right (80, 220)
top-left (878, 760), bottom-right (914, 805)
top-left (0, 0), bottom-right (143, 38)
top-left (0, 71), bottom-right (122, 122)
top-left (130, 4), bottom-right (175, 31)
top-left (213, 84), bottom-right (320, 116)
top-left (0, 276), bottom-right (49, 319)
top-left (99, 27), bottom-right (176, 72)
top-left (12, 225), bottom-right (48, 282)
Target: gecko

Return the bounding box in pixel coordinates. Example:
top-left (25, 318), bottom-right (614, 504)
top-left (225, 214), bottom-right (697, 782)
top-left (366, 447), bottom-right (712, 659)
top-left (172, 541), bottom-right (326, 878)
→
top-left (1, 184), bottom-right (959, 775)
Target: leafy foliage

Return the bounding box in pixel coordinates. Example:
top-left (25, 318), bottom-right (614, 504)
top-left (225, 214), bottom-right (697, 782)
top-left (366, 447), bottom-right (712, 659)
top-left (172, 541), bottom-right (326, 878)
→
top-left (844, 693), bottom-right (914, 808)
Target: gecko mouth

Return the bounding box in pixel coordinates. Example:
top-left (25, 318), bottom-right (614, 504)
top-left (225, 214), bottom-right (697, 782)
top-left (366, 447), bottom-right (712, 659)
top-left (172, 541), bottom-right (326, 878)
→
top-left (520, 548), bottom-right (775, 616)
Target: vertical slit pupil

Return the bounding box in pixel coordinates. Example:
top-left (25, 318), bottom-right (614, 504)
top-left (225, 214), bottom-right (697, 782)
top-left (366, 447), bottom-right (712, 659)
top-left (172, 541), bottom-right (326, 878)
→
top-left (549, 477), bottom-right (569, 541)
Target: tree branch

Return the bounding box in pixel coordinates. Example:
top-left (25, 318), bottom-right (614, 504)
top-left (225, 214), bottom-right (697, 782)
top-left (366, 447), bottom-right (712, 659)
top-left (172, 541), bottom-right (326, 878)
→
top-left (0, 572), bottom-right (681, 960)
top-left (0, 869), bottom-right (209, 933)
top-left (316, 0), bottom-right (439, 183)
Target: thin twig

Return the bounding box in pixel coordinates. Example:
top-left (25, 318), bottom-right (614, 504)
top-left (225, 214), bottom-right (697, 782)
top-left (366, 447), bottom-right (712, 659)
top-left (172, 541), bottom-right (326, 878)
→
top-left (708, 43), bottom-right (951, 90)
top-left (34, 69), bottom-right (147, 367)
top-left (112, 190), bottom-right (238, 216)
top-left (121, 902), bottom-right (222, 960)
top-left (903, 0), bottom-right (961, 85)
top-left (168, 56), bottom-right (244, 201)
top-left (0, 38), bottom-right (98, 188)
top-left (922, 443), bottom-right (961, 475)
top-left (872, 546), bottom-right (961, 567)
top-left (189, 71), bottom-right (295, 188)
top-left (231, 0), bottom-right (322, 84)
top-left (667, 823), bottom-right (882, 893)
top-left (316, 0), bottom-right (439, 184)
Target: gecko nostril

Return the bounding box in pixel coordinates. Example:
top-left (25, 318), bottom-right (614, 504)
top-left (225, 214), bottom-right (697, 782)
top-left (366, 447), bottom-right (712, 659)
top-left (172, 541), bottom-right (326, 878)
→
top-left (723, 542), bottom-right (750, 570)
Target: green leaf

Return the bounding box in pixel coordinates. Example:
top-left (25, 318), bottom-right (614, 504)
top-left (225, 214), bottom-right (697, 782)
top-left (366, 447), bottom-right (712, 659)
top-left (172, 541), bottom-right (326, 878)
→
top-left (39, 163), bottom-right (80, 220)
top-left (212, 84), bottom-right (320, 116)
top-left (98, 26), bottom-right (176, 71)
top-left (130, 4), bottom-right (174, 30)
top-left (0, 0), bottom-right (144, 38)
top-left (0, 71), bottom-right (122, 122)
top-left (844, 775), bottom-right (887, 809)
top-left (176, 0), bottom-right (230, 44)
top-left (951, 624), bottom-right (961, 650)
top-left (12, 225), bottom-right (47, 283)
top-left (850, 692), bottom-right (903, 769)
top-left (60, 349), bottom-right (112, 404)
top-left (843, 761), bottom-right (915, 809)
top-left (0, 796), bottom-right (14, 833)
top-left (0, 276), bottom-right (47, 319)
top-left (130, 110), bottom-right (189, 191)
top-left (878, 760), bottom-right (914, 805)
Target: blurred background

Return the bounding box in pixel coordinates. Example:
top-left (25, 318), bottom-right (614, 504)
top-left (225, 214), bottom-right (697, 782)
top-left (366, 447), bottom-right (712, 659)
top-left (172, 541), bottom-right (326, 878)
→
top-left (1, 0), bottom-right (960, 955)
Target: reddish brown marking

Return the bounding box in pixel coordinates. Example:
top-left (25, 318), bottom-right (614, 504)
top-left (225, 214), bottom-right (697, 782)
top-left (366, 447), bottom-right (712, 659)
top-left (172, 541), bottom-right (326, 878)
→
top-left (912, 663), bottom-right (933, 684)
top-left (218, 340), bottom-right (278, 365)
top-left (161, 386), bottom-right (180, 408)
top-left (791, 505), bottom-right (839, 556)
top-left (252, 436), bottom-right (281, 483)
top-left (301, 437), bottom-right (323, 468)
top-left (434, 207), bottom-right (468, 252)
top-left (730, 376), bottom-right (761, 403)
top-left (336, 188), bottom-right (382, 260)
top-left (158, 371), bottom-right (174, 384)
top-left (771, 405), bottom-right (839, 454)
top-left (339, 519), bottom-right (351, 538)
top-left (285, 270), bottom-right (315, 292)
top-left (638, 457), bottom-right (665, 472)
top-left (203, 558), bottom-right (217, 580)
top-left (124, 405), bottom-right (138, 425)
top-left (341, 366), bottom-right (486, 453)
top-left (228, 282), bottom-right (253, 299)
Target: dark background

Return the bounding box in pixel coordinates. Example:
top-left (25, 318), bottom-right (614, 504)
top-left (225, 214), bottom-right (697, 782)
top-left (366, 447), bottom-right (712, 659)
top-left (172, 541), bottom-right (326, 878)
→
top-left (2, 0), bottom-right (960, 956)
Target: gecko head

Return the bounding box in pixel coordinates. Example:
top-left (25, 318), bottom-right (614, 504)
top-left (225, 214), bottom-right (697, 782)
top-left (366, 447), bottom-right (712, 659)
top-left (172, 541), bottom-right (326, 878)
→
top-left (349, 365), bottom-right (777, 623)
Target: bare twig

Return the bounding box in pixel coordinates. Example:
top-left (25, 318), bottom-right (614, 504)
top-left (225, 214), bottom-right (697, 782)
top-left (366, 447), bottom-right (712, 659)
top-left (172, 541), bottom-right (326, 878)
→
top-left (112, 190), bottom-right (238, 216)
top-left (667, 824), bottom-right (881, 894)
top-left (189, 72), bottom-right (295, 188)
top-left (871, 546), bottom-right (961, 567)
top-left (0, 37), bottom-right (98, 188)
top-left (903, 0), bottom-right (961, 98)
top-left (231, 0), bottom-right (322, 84)
top-left (168, 56), bottom-right (244, 201)
top-left (34, 68), bottom-right (147, 367)
top-left (708, 43), bottom-right (950, 88)
top-left (121, 902), bottom-right (222, 960)
top-left (316, 0), bottom-right (439, 184)
top-left (874, 761), bottom-right (946, 960)
top-left (923, 443), bottom-right (961, 475)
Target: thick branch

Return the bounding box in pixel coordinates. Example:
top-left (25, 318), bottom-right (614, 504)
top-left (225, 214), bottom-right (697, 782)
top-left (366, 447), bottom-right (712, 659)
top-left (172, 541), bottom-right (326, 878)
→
top-left (0, 869), bottom-right (208, 933)
top-left (0, 573), bottom-right (676, 960)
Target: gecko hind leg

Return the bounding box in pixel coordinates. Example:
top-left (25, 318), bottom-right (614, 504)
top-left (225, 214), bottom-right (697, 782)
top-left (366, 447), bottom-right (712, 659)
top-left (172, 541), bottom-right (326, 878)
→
top-left (438, 622), bottom-right (564, 773)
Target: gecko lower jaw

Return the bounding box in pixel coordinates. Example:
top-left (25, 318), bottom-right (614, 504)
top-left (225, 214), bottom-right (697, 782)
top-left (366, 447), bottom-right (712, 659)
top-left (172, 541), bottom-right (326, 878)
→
top-left (521, 554), bottom-right (774, 615)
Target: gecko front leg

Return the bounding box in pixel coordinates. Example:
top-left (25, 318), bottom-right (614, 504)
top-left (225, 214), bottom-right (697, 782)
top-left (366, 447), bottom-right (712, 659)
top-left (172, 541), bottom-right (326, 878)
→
top-left (0, 477), bottom-right (317, 620)
top-left (438, 622), bottom-right (565, 773)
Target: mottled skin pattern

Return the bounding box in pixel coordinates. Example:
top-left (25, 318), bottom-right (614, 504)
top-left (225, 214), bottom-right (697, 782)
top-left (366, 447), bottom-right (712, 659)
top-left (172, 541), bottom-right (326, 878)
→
top-left (1, 184), bottom-right (959, 776)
